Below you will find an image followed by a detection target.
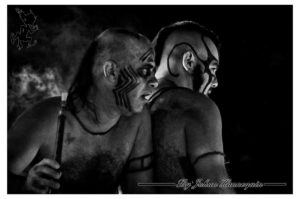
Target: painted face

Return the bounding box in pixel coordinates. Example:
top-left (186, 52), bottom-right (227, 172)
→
top-left (195, 36), bottom-right (219, 96)
top-left (165, 34), bottom-right (219, 96)
top-left (198, 61), bottom-right (219, 95)
top-left (113, 47), bottom-right (157, 114)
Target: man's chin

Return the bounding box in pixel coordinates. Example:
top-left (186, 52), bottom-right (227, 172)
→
top-left (207, 89), bottom-right (212, 95)
top-left (120, 105), bottom-right (144, 116)
top-left (131, 105), bottom-right (144, 113)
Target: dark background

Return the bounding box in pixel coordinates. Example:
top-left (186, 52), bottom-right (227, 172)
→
top-left (7, 5), bottom-right (293, 193)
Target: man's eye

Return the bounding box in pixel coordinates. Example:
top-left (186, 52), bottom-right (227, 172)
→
top-left (210, 67), bottom-right (217, 73)
top-left (139, 68), bottom-right (151, 77)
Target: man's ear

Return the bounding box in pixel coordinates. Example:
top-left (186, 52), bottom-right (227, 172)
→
top-left (103, 60), bottom-right (119, 83)
top-left (182, 51), bottom-right (196, 74)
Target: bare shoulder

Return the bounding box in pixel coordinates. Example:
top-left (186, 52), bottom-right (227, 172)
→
top-left (170, 88), bottom-right (221, 131)
top-left (152, 87), bottom-right (220, 115)
top-left (9, 97), bottom-right (61, 135)
top-left (152, 87), bottom-right (221, 137)
top-left (8, 97), bottom-right (62, 173)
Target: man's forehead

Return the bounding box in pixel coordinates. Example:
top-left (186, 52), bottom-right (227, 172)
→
top-left (166, 31), bottom-right (219, 62)
top-left (126, 38), bottom-right (154, 60)
top-left (191, 34), bottom-right (219, 62)
top-left (202, 36), bottom-right (219, 62)
top-left (139, 48), bottom-right (155, 63)
top-left (127, 45), bottom-right (155, 70)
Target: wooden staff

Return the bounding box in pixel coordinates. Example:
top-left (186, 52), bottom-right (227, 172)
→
top-left (49, 92), bottom-right (68, 194)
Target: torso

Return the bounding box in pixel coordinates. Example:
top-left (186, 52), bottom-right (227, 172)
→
top-left (35, 97), bottom-right (140, 193)
top-left (150, 87), bottom-right (200, 193)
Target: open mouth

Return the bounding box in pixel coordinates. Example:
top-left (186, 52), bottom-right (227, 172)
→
top-left (141, 93), bottom-right (152, 101)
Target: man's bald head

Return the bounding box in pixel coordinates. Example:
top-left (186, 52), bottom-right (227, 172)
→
top-left (153, 21), bottom-right (221, 95)
top-left (68, 28), bottom-right (154, 115)
top-left (93, 28), bottom-right (151, 67)
top-left (153, 21), bottom-right (220, 67)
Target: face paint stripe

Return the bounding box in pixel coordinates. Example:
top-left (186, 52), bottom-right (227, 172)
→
top-left (202, 73), bottom-right (213, 94)
top-left (202, 36), bottom-right (218, 64)
top-left (119, 67), bottom-right (137, 98)
top-left (167, 42), bottom-right (207, 77)
top-left (121, 67), bottom-right (138, 111)
top-left (113, 70), bottom-right (130, 107)
top-left (139, 48), bottom-right (153, 62)
top-left (114, 71), bottom-right (125, 106)
top-left (121, 68), bottom-right (139, 110)
top-left (113, 66), bottom-right (139, 111)
top-left (168, 39), bottom-right (218, 94)
top-left (118, 70), bottom-right (132, 109)
top-left (120, 68), bottom-right (136, 110)
top-left (114, 70), bottom-right (130, 93)
top-left (200, 35), bottom-right (218, 94)
top-left (113, 70), bottom-right (130, 108)
top-left (114, 70), bottom-right (129, 98)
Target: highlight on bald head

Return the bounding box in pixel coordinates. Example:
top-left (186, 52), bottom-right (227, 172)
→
top-left (94, 28), bottom-right (151, 67)
top-left (153, 21), bottom-right (220, 67)
top-left (68, 27), bottom-right (152, 114)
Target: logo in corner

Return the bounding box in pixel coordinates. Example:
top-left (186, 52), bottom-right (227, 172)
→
top-left (10, 8), bottom-right (39, 50)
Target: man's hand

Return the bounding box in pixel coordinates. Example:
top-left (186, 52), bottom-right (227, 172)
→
top-left (24, 158), bottom-right (61, 193)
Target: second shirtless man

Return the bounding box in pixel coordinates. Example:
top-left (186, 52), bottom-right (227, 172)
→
top-left (149, 21), bottom-right (234, 193)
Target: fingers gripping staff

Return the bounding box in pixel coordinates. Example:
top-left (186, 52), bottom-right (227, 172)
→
top-left (49, 92), bottom-right (68, 193)
top-left (55, 92), bottom-right (68, 164)
top-left (113, 66), bottom-right (138, 112)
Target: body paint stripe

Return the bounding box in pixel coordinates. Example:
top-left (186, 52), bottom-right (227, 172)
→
top-left (126, 152), bottom-right (153, 173)
top-left (192, 151), bottom-right (225, 166)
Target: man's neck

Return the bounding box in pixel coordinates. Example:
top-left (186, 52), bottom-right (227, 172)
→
top-left (156, 78), bottom-right (178, 91)
top-left (148, 78), bottom-right (177, 104)
top-left (74, 88), bottom-right (121, 133)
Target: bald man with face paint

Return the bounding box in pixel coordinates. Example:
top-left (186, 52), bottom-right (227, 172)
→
top-left (149, 21), bottom-right (234, 193)
top-left (8, 28), bottom-right (158, 193)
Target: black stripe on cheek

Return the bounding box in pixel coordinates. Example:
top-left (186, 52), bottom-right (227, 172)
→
top-left (113, 66), bottom-right (138, 111)
top-left (202, 73), bottom-right (213, 94)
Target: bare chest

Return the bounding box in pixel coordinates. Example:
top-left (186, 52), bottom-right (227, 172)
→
top-left (45, 114), bottom-right (138, 193)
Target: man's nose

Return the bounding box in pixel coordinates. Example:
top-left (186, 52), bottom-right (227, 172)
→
top-left (147, 77), bottom-right (158, 89)
top-left (211, 77), bottom-right (218, 88)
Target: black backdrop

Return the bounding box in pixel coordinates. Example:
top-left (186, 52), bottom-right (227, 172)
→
top-left (7, 5), bottom-right (293, 193)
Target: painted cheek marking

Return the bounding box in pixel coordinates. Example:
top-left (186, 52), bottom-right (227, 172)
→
top-left (113, 66), bottom-right (138, 112)
top-left (199, 35), bottom-right (218, 93)
top-left (202, 73), bottom-right (213, 94)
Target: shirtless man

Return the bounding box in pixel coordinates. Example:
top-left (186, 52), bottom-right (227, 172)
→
top-left (8, 28), bottom-right (158, 193)
top-left (149, 21), bottom-right (234, 193)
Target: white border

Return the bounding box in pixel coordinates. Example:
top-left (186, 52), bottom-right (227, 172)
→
top-left (1, 1), bottom-right (298, 199)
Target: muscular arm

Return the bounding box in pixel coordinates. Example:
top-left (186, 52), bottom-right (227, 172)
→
top-left (121, 107), bottom-right (155, 193)
top-left (184, 97), bottom-right (235, 193)
top-left (8, 99), bottom-right (58, 193)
